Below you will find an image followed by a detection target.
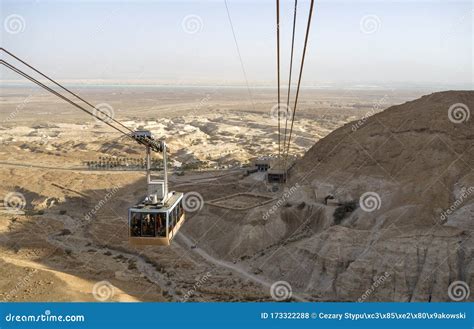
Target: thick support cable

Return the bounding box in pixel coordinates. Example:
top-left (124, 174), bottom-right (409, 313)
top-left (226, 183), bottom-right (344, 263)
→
top-left (0, 47), bottom-right (134, 134)
top-left (0, 60), bottom-right (134, 142)
top-left (282, 0), bottom-right (298, 155)
top-left (276, 0), bottom-right (281, 158)
top-left (285, 0), bottom-right (314, 158)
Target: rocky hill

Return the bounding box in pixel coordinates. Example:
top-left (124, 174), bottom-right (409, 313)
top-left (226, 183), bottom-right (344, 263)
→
top-left (187, 90), bottom-right (473, 301)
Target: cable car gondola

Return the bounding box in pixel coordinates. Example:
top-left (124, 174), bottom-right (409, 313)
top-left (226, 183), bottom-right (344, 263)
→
top-left (128, 131), bottom-right (185, 246)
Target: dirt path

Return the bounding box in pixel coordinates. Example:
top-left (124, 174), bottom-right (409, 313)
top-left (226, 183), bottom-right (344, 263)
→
top-left (176, 233), bottom-right (308, 302)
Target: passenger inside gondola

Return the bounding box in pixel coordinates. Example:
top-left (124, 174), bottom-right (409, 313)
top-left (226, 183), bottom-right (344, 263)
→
top-left (141, 214), bottom-right (156, 237)
top-left (130, 213), bottom-right (141, 237)
top-left (156, 213), bottom-right (166, 237)
top-left (168, 209), bottom-right (176, 234)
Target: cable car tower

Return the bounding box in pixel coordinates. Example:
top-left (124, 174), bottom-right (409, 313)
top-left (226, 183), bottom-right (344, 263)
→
top-left (0, 48), bottom-right (185, 246)
top-left (128, 131), bottom-right (185, 246)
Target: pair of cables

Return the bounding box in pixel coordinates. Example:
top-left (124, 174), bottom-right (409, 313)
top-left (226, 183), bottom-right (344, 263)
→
top-left (275, 0), bottom-right (315, 159)
top-left (0, 48), bottom-right (162, 150)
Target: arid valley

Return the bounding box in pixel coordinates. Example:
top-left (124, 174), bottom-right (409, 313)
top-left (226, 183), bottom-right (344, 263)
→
top-left (0, 86), bottom-right (472, 302)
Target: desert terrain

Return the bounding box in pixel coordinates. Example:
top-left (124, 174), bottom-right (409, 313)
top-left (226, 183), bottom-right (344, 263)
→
top-left (0, 86), bottom-right (472, 302)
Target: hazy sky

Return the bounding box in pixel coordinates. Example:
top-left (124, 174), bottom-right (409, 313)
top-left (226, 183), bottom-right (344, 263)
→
top-left (1, 0), bottom-right (472, 88)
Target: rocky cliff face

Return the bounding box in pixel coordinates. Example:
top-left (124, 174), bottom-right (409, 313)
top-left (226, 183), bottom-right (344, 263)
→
top-left (186, 91), bottom-right (473, 301)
